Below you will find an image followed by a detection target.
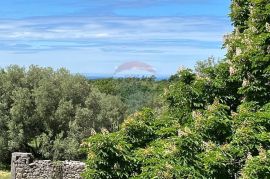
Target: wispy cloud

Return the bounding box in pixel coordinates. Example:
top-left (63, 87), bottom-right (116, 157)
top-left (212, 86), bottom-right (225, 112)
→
top-left (0, 0), bottom-right (231, 75)
top-left (0, 16), bottom-right (231, 53)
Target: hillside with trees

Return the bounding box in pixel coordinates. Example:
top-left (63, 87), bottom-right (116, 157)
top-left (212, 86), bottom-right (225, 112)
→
top-left (82, 0), bottom-right (270, 178)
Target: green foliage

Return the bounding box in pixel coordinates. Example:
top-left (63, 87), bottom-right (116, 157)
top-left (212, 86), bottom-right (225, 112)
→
top-left (241, 149), bottom-right (270, 179)
top-left (164, 61), bottom-right (241, 125)
top-left (82, 132), bottom-right (137, 179)
top-left (83, 76), bottom-right (269, 177)
top-left (83, 108), bottom-right (207, 179)
top-left (121, 109), bottom-right (156, 148)
top-left (0, 0), bottom-right (268, 177)
top-left (0, 65), bottom-right (126, 168)
top-left (226, 0), bottom-right (270, 105)
top-left (230, 0), bottom-right (251, 32)
top-left (90, 77), bottom-right (167, 115)
top-left (194, 101), bottom-right (232, 144)
top-left (165, 68), bottom-right (212, 125)
top-left (84, 1), bottom-right (270, 178)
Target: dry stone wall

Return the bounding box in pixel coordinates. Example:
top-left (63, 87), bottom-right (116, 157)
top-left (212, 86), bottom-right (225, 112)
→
top-left (11, 152), bottom-right (85, 179)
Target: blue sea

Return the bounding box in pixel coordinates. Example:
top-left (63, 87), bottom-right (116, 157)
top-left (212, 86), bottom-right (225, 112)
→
top-left (82, 73), bottom-right (170, 81)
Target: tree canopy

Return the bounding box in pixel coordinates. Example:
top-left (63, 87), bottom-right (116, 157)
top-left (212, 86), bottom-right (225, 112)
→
top-left (83, 0), bottom-right (270, 178)
top-left (0, 66), bottom-right (127, 167)
top-left (0, 65), bottom-right (166, 169)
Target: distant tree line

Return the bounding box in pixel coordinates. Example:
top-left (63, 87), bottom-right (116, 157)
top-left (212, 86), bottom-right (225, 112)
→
top-left (89, 77), bottom-right (167, 115)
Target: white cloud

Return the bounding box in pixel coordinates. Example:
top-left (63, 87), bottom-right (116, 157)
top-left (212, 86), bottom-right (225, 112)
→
top-left (0, 16), bottom-right (231, 49)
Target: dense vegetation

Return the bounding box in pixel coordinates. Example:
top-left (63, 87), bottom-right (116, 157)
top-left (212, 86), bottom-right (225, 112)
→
top-left (0, 0), bottom-right (269, 178)
top-left (83, 0), bottom-right (270, 178)
top-left (0, 66), bottom-right (164, 169)
top-left (89, 77), bottom-right (167, 115)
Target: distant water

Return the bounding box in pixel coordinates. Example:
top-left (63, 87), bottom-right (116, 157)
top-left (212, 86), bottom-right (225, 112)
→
top-left (82, 73), bottom-right (170, 80)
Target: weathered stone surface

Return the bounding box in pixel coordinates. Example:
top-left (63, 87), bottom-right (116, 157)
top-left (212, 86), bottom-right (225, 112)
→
top-left (11, 153), bottom-right (85, 179)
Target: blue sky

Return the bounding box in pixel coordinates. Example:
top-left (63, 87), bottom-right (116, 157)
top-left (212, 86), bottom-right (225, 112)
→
top-left (0, 0), bottom-right (231, 76)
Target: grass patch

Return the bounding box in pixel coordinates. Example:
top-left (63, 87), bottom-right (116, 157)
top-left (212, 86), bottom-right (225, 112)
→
top-left (0, 170), bottom-right (11, 179)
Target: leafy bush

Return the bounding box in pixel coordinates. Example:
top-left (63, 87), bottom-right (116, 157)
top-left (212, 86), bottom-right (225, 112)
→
top-left (0, 66), bottom-right (126, 168)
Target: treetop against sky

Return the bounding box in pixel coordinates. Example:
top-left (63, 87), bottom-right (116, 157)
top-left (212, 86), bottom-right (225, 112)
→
top-left (0, 0), bottom-right (231, 76)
